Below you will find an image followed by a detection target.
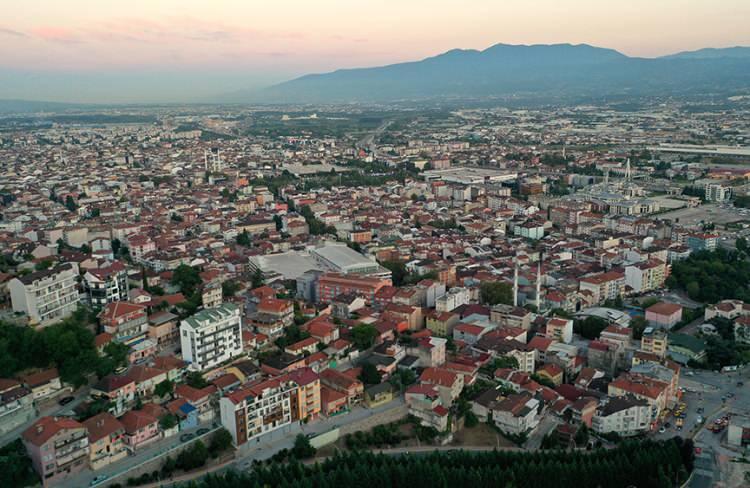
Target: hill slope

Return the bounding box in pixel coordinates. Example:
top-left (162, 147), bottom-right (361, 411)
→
top-left (251, 43), bottom-right (750, 103)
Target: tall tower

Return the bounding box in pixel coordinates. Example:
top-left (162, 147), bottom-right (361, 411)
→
top-left (625, 158), bottom-right (632, 183)
top-left (535, 260), bottom-right (542, 311)
top-left (204, 148), bottom-right (223, 172)
top-left (513, 260), bottom-right (519, 307)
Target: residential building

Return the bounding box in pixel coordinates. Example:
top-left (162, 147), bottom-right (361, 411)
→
top-left (592, 395), bottom-right (651, 437)
top-left (435, 287), bottom-right (470, 313)
top-left (120, 410), bottom-right (160, 451)
top-left (0, 379), bottom-right (36, 436)
top-left (180, 303), bottom-right (244, 372)
top-left (685, 233), bottom-right (719, 252)
top-left (9, 263), bottom-right (80, 327)
top-left (640, 327), bottom-right (668, 357)
top-left (491, 392), bottom-right (540, 435)
top-left (219, 377), bottom-right (298, 446)
top-left (545, 317), bottom-right (573, 344)
top-left (645, 302), bottom-right (683, 328)
top-left (316, 273), bottom-right (391, 304)
top-left (82, 412), bottom-right (127, 470)
top-left (99, 302), bottom-right (149, 345)
top-left (82, 261), bottom-right (129, 307)
top-left (578, 271), bottom-right (625, 304)
top-left (22, 416), bottom-right (89, 486)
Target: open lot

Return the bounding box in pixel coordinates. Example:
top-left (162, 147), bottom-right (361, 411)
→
top-left (657, 204), bottom-right (748, 227)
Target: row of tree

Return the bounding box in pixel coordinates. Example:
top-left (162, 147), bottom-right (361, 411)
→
top-left (0, 308), bottom-right (128, 387)
top-left (667, 249), bottom-right (750, 303)
top-left (188, 437), bottom-right (693, 488)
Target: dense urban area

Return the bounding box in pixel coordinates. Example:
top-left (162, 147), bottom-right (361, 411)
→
top-left (2, 98), bottom-right (750, 488)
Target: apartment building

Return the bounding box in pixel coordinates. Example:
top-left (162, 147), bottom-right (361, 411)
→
top-left (592, 395), bottom-right (651, 437)
top-left (545, 317), bottom-right (573, 343)
top-left (180, 303), bottom-right (244, 372)
top-left (578, 271), bottom-right (625, 304)
top-left (99, 302), bottom-right (148, 345)
top-left (82, 412), bottom-right (127, 470)
top-left (624, 259), bottom-right (666, 294)
top-left (9, 263), bottom-right (80, 327)
top-left (220, 377), bottom-right (298, 446)
top-left (22, 416), bottom-right (90, 486)
top-left (82, 261), bottom-right (129, 307)
top-left (435, 287), bottom-right (471, 312)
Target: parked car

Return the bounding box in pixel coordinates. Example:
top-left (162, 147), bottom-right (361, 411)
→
top-left (58, 396), bottom-right (74, 406)
top-left (180, 433), bottom-right (195, 442)
top-left (197, 428), bottom-right (210, 436)
top-left (90, 475), bottom-right (108, 486)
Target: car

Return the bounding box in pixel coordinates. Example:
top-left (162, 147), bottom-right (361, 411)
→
top-left (90, 475), bottom-right (108, 486)
top-left (664, 422), bottom-right (671, 428)
top-left (58, 396), bottom-right (74, 406)
top-left (180, 433), bottom-right (195, 442)
top-left (659, 427), bottom-right (666, 434)
top-left (197, 428), bottom-right (210, 436)
top-left (738, 381), bottom-right (744, 387)
top-left (695, 447), bottom-right (702, 455)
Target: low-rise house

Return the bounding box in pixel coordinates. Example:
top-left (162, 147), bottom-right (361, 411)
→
top-left (0, 379), bottom-right (36, 436)
top-left (536, 363), bottom-right (564, 387)
top-left (99, 301), bottom-right (149, 345)
top-left (91, 375), bottom-right (136, 416)
top-left (147, 311), bottom-right (179, 348)
top-left (20, 368), bottom-right (62, 401)
top-left (120, 410), bottom-right (160, 451)
top-left (83, 412), bottom-right (128, 470)
top-left (174, 384), bottom-right (218, 423)
top-left (405, 384), bottom-right (450, 431)
top-left (490, 392), bottom-right (540, 435)
top-left (419, 367), bottom-right (464, 406)
top-left (320, 368), bottom-right (364, 405)
top-left (645, 302), bottom-right (683, 329)
top-left (167, 398), bottom-right (200, 431)
top-left (364, 383), bottom-right (395, 408)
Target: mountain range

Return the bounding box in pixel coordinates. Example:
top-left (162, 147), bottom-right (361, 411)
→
top-left (249, 43), bottom-right (750, 103)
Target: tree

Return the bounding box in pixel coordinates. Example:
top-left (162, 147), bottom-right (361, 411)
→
top-left (480, 281), bottom-right (513, 306)
top-left (574, 424), bottom-right (589, 447)
top-left (65, 195), bottom-right (77, 212)
top-left (273, 214), bottom-right (283, 231)
top-left (209, 428), bottom-right (234, 457)
top-left (222, 280), bottom-right (241, 297)
top-left (358, 363), bottom-right (382, 385)
top-left (291, 434), bottom-right (317, 459)
top-left (737, 237), bottom-right (748, 253)
top-left (159, 413), bottom-right (178, 430)
top-left (171, 264), bottom-right (202, 297)
top-left (381, 261), bottom-right (408, 286)
top-left (574, 316), bottom-right (608, 340)
top-left (236, 230), bottom-right (251, 247)
top-left (154, 379), bottom-right (174, 399)
top-left (630, 316), bottom-right (649, 340)
top-left (176, 440), bottom-right (209, 471)
top-left (34, 259), bottom-right (53, 271)
top-left (185, 371), bottom-right (209, 389)
top-left (251, 268), bottom-right (265, 289)
top-left (351, 323), bottom-right (379, 350)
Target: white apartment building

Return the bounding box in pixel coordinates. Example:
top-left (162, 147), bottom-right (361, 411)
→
top-left (9, 263), bottom-right (80, 326)
top-left (704, 183), bottom-right (732, 202)
top-left (435, 287), bottom-right (470, 312)
top-left (592, 395), bottom-right (651, 437)
top-left (219, 377), bottom-right (298, 446)
top-left (180, 303), bottom-right (243, 372)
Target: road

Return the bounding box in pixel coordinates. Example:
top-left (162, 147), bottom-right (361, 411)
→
top-left (651, 365), bottom-right (750, 488)
top-left (68, 398), bottom-right (406, 488)
top-left (0, 386), bottom-right (89, 447)
top-left (356, 120), bottom-right (392, 152)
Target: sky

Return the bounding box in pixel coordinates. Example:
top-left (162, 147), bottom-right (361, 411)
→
top-left (1, 0), bottom-right (749, 103)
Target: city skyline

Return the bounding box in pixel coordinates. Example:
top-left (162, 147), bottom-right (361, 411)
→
top-left (1, 0), bottom-right (750, 103)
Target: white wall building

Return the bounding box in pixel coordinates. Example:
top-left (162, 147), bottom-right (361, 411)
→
top-left (180, 303), bottom-right (244, 372)
top-left (9, 263), bottom-right (80, 326)
top-left (436, 287), bottom-right (470, 313)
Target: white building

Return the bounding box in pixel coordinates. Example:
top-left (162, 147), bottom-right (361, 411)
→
top-left (9, 263), bottom-right (80, 326)
top-left (219, 377), bottom-right (298, 446)
top-left (592, 395), bottom-right (651, 437)
top-left (436, 287), bottom-right (471, 313)
top-left (704, 183), bottom-right (732, 203)
top-left (82, 261), bottom-right (129, 307)
top-left (180, 303), bottom-right (244, 372)
top-left (491, 392), bottom-right (540, 435)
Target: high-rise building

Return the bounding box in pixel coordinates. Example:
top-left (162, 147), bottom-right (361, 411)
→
top-left (180, 303), bottom-right (244, 371)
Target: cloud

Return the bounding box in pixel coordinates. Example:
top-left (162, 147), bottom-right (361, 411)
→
top-left (29, 26), bottom-right (82, 44)
top-left (0, 27), bottom-right (26, 37)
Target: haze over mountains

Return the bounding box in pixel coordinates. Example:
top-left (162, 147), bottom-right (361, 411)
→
top-left (246, 43), bottom-right (750, 104)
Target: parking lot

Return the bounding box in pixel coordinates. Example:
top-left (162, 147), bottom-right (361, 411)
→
top-left (658, 203), bottom-right (749, 227)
